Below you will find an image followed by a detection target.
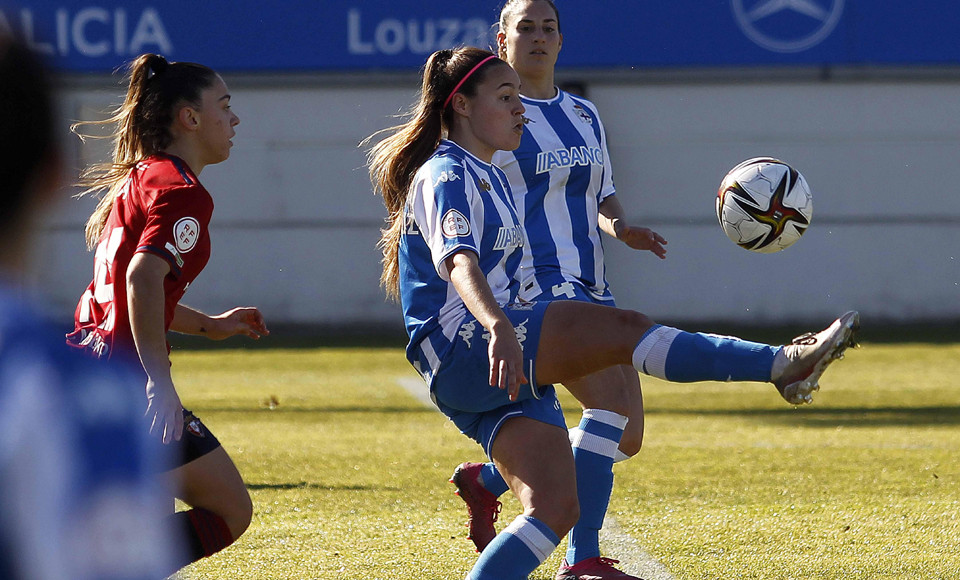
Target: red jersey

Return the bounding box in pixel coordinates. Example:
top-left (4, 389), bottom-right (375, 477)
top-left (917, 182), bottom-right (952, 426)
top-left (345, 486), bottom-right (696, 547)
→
top-left (68, 154), bottom-right (213, 360)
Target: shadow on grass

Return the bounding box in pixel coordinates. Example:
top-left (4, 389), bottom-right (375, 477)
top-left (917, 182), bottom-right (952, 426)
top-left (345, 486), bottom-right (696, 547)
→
top-left (247, 482), bottom-right (402, 492)
top-left (167, 319), bottom-right (960, 351)
top-left (200, 405), bottom-right (439, 415)
top-left (652, 405), bottom-right (960, 427)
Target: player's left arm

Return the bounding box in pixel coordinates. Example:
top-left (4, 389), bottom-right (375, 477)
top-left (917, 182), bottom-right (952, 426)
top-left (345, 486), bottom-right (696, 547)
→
top-left (171, 304), bottom-right (270, 340)
top-left (598, 195), bottom-right (667, 259)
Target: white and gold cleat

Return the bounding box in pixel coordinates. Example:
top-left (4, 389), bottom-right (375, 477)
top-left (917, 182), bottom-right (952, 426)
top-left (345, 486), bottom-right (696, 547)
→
top-left (772, 311), bottom-right (860, 404)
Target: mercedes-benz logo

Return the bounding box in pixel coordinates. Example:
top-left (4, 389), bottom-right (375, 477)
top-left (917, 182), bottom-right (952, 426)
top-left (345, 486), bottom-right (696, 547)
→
top-left (732, 0), bottom-right (845, 53)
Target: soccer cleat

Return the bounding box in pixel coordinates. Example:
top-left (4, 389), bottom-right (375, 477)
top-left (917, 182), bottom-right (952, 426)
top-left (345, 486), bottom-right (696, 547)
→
top-left (772, 310), bottom-right (860, 404)
top-left (449, 462), bottom-right (501, 552)
top-left (555, 556), bottom-right (644, 580)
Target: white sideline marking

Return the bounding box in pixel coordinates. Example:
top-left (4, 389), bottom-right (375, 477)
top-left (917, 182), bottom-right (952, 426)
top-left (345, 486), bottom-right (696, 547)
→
top-left (396, 375), bottom-right (435, 407)
top-left (600, 518), bottom-right (676, 580)
top-left (394, 376), bottom-right (677, 580)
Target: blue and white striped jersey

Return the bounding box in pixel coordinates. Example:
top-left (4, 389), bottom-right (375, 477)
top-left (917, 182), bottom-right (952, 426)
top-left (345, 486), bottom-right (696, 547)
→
top-left (0, 284), bottom-right (174, 579)
top-left (493, 89), bottom-right (616, 301)
top-left (399, 140), bottom-right (525, 384)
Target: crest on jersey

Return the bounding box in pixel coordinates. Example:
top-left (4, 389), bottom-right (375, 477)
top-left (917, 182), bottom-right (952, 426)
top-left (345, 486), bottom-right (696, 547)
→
top-left (477, 178), bottom-right (492, 192)
top-left (174, 217), bottom-right (200, 253)
top-left (573, 104), bottom-right (593, 125)
top-left (441, 209), bottom-right (471, 238)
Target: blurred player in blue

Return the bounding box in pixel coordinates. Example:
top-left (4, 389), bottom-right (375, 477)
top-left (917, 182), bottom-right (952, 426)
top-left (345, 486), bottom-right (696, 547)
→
top-left (0, 33), bottom-right (175, 578)
top-left (68, 53), bottom-right (269, 574)
top-left (450, 1), bottom-right (664, 577)
top-left (367, 45), bottom-right (857, 580)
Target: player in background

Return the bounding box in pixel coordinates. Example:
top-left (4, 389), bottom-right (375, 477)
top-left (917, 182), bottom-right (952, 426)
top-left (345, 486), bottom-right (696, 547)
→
top-left (366, 46), bottom-right (858, 580)
top-left (68, 54), bottom-right (269, 575)
top-left (450, 1), bottom-right (665, 577)
top-left (0, 34), bottom-right (176, 579)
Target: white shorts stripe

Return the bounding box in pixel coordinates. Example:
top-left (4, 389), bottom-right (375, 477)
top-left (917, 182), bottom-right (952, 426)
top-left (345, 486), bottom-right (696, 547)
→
top-left (484, 410), bottom-right (522, 458)
top-left (420, 339), bottom-right (441, 383)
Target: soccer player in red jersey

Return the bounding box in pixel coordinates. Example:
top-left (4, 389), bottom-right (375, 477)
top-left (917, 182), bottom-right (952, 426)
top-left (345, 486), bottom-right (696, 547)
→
top-left (68, 53), bottom-right (268, 574)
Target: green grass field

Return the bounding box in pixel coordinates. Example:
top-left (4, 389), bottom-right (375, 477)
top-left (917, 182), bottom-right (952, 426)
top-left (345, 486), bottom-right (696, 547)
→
top-left (171, 341), bottom-right (960, 579)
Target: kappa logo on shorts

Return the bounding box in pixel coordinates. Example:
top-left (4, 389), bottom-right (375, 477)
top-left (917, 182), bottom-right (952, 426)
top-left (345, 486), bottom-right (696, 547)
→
top-left (506, 301), bottom-right (535, 311)
top-left (515, 319), bottom-right (529, 347)
top-left (441, 209), bottom-right (471, 238)
top-left (174, 217), bottom-right (200, 253)
top-left (459, 320), bottom-right (477, 348)
top-left (480, 318), bottom-right (529, 350)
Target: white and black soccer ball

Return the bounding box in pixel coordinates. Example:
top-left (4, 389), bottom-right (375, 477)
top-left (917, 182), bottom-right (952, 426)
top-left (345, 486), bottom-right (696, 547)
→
top-left (716, 157), bottom-right (813, 253)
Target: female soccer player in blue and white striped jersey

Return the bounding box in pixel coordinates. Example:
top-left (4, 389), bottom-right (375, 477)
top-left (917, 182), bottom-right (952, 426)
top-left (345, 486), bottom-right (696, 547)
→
top-left (451, 1), bottom-right (664, 577)
top-left (368, 45), bottom-right (857, 580)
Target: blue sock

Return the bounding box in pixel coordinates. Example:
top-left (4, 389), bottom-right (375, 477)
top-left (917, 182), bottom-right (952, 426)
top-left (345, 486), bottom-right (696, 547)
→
top-left (479, 462), bottom-right (510, 497)
top-left (467, 515), bottom-right (559, 580)
top-left (632, 325), bottom-right (778, 383)
top-left (566, 409), bottom-right (627, 565)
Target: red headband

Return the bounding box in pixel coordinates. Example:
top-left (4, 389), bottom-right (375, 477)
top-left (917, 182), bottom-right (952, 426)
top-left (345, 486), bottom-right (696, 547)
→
top-left (443, 55), bottom-right (499, 110)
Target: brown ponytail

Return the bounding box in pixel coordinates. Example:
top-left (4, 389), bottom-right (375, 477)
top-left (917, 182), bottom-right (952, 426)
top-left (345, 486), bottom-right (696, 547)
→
top-left (365, 47), bottom-right (501, 300)
top-left (72, 54), bottom-right (217, 249)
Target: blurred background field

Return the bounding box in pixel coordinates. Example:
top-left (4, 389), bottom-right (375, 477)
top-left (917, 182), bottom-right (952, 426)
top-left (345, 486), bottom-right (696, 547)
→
top-left (18, 0), bottom-right (960, 334)
top-left (169, 338), bottom-right (960, 579)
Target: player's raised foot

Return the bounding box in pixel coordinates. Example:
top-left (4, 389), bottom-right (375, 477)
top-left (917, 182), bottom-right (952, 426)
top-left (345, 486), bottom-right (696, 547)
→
top-left (772, 310), bottom-right (860, 404)
top-left (449, 462), bottom-right (501, 552)
top-left (555, 556), bottom-right (644, 580)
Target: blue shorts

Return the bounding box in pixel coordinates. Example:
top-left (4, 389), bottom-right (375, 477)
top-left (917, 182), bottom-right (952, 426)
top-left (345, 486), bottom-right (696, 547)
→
top-left (525, 275), bottom-right (616, 307)
top-left (431, 300), bottom-right (566, 457)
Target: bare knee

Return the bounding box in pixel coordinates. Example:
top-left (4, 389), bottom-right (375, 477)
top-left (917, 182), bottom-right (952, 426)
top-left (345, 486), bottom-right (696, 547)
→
top-left (527, 490), bottom-right (580, 537)
top-left (223, 487), bottom-right (253, 540)
top-left (616, 308), bottom-right (655, 336)
top-left (618, 424), bottom-right (644, 458)
top-left (172, 448), bottom-right (253, 541)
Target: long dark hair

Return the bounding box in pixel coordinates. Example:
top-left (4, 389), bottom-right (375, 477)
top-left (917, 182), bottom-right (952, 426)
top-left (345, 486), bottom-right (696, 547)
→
top-left (0, 34), bottom-right (58, 229)
top-left (72, 54), bottom-right (217, 249)
top-left (365, 47), bottom-right (504, 300)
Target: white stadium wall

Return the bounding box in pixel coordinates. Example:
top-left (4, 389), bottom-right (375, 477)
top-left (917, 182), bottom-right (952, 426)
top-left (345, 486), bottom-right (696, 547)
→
top-left (36, 76), bottom-right (960, 333)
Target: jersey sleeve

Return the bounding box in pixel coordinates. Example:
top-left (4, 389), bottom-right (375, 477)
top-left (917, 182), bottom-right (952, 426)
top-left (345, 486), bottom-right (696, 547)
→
top-left (136, 185), bottom-right (212, 277)
top-left (595, 112), bottom-right (617, 203)
top-left (410, 157), bottom-right (480, 281)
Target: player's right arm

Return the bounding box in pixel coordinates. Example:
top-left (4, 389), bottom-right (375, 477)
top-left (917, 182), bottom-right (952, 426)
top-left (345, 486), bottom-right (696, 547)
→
top-left (127, 251), bottom-right (183, 445)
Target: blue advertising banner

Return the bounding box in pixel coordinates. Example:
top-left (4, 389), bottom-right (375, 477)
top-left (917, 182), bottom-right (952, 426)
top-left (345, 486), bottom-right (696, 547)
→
top-left (2, 1), bottom-right (959, 73)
